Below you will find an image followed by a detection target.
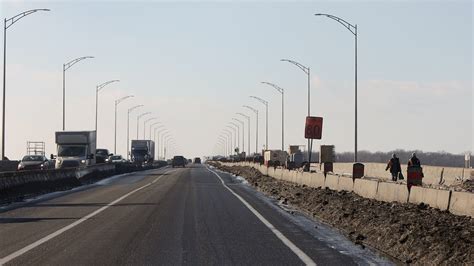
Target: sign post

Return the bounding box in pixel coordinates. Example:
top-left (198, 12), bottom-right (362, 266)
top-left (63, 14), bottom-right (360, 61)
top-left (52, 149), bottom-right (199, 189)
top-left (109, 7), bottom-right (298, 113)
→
top-left (304, 116), bottom-right (323, 171)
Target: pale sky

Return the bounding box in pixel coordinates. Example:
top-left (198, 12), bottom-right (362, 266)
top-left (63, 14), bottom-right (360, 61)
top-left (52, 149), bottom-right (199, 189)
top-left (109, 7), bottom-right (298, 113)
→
top-left (1, 0), bottom-right (472, 159)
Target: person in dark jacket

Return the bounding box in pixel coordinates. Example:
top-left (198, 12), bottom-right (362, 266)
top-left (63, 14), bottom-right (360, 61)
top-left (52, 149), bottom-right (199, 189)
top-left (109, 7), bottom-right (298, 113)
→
top-left (408, 153), bottom-right (421, 167)
top-left (385, 154), bottom-right (402, 181)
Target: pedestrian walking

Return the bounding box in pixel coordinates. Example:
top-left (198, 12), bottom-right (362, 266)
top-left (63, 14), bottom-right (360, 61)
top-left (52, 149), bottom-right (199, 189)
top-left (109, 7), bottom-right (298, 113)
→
top-left (408, 153), bottom-right (421, 167)
top-left (385, 154), bottom-right (402, 181)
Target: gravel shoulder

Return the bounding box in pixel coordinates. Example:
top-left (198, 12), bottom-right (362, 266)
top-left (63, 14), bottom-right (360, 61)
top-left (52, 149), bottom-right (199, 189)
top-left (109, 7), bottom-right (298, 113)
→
top-left (209, 162), bottom-right (474, 265)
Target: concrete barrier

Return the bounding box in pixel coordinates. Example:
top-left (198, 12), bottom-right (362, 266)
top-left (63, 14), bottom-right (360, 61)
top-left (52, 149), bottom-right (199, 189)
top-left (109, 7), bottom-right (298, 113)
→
top-left (310, 172), bottom-right (326, 188)
top-left (337, 177), bottom-right (354, 192)
top-left (449, 191), bottom-right (474, 218)
top-left (324, 175), bottom-right (339, 190)
top-left (375, 182), bottom-right (409, 203)
top-left (300, 172), bottom-right (313, 187)
top-left (274, 168), bottom-right (283, 180)
top-left (408, 186), bottom-right (451, 211)
top-left (354, 179), bottom-right (379, 199)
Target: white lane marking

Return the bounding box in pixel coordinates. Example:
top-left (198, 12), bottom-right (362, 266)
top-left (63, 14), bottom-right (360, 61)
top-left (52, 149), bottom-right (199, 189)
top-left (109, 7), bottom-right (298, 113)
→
top-left (0, 169), bottom-right (171, 265)
top-left (207, 167), bottom-right (317, 266)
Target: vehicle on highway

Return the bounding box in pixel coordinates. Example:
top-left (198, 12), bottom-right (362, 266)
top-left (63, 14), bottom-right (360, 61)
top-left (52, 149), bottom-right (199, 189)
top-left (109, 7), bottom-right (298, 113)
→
top-left (54, 131), bottom-right (96, 169)
top-left (172, 156), bottom-right (186, 168)
top-left (110, 155), bottom-right (126, 163)
top-left (96, 148), bottom-right (112, 164)
top-left (131, 140), bottom-right (155, 166)
top-left (193, 157), bottom-right (201, 164)
top-left (17, 155), bottom-right (50, 171)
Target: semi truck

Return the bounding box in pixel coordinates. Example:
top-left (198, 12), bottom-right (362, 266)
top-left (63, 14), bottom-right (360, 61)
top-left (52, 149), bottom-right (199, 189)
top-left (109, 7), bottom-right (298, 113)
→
top-left (54, 131), bottom-right (96, 169)
top-left (131, 140), bottom-right (155, 166)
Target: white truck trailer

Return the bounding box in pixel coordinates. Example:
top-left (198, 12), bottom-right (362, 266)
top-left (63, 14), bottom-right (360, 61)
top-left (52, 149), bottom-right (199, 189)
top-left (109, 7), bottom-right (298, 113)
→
top-left (54, 131), bottom-right (96, 169)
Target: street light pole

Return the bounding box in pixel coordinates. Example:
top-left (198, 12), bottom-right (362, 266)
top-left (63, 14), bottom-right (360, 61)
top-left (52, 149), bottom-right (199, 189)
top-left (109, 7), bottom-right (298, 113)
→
top-left (223, 130), bottom-right (232, 156)
top-left (150, 123), bottom-right (162, 141)
top-left (237, 113), bottom-right (250, 156)
top-left (153, 125), bottom-right (163, 156)
top-left (143, 117), bottom-right (157, 139)
top-left (157, 129), bottom-right (167, 159)
top-left (230, 122), bottom-right (240, 152)
top-left (281, 59), bottom-right (310, 160)
top-left (250, 96), bottom-right (269, 150)
top-left (243, 106), bottom-right (258, 154)
top-left (232, 118), bottom-right (245, 154)
top-left (225, 127), bottom-right (235, 154)
top-left (63, 56), bottom-right (94, 131)
top-left (136, 112), bottom-right (151, 139)
top-left (315, 13), bottom-right (358, 162)
top-left (95, 80), bottom-right (119, 135)
top-left (114, 95), bottom-right (133, 154)
top-left (127, 105), bottom-right (143, 160)
top-left (262, 82), bottom-right (285, 151)
top-left (2, 9), bottom-right (50, 160)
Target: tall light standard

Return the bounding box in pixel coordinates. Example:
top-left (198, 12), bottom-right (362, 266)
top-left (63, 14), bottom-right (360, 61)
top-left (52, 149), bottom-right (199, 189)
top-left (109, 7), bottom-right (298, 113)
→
top-left (314, 13), bottom-right (358, 162)
top-left (237, 113), bottom-right (250, 156)
top-left (127, 105), bottom-right (143, 160)
top-left (243, 105), bottom-right (258, 154)
top-left (232, 118), bottom-right (245, 154)
top-left (281, 59), bottom-right (310, 160)
top-left (63, 56), bottom-right (94, 130)
top-left (136, 112), bottom-right (151, 139)
top-left (3, 8), bottom-right (50, 160)
top-left (250, 96), bottom-right (269, 150)
top-left (143, 117), bottom-right (157, 139)
top-left (156, 128), bottom-right (167, 159)
top-left (229, 122), bottom-right (240, 152)
top-left (225, 127), bottom-right (236, 154)
top-left (161, 132), bottom-right (170, 159)
top-left (95, 80), bottom-right (119, 134)
top-left (152, 124), bottom-right (164, 156)
top-left (218, 136), bottom-right (227, 156)
top-left (223, 130), bottom-right (232, 156)
top-left (163, 135), bottom-right (171, 159)
top-left (262, 82), bottom-right (284, 151)
top-left (150, 122), bottom-right (162, 140)
top-left (114, 95), bottom-right (133, 154)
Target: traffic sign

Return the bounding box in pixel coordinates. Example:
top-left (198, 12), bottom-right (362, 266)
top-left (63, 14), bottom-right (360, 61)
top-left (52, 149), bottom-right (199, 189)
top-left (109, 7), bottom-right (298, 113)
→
top-left (305, 116), bottom-right (323, 139)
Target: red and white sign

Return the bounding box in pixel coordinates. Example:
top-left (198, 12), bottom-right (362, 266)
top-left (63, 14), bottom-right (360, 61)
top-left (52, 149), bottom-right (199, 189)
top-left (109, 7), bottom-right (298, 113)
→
top-left (304, 116), bottom-right (323, 139)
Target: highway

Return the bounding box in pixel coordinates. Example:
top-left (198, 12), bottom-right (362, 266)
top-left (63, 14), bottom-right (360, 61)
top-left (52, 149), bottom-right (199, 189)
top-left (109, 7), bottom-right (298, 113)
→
top-left (0, 164), bottom-right (388, 265)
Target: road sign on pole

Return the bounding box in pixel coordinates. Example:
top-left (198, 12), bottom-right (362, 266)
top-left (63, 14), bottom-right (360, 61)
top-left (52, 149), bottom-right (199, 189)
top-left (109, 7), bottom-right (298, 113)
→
top-left (305, 116), bottom-right (323, 139)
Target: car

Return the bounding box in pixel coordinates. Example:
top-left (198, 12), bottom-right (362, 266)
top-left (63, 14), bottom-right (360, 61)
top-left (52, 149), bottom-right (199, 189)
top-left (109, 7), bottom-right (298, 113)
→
top-left (193, 157), bottom-right (201, 164)
top-left (109, 155), bottom-right (126, 163)
top-left (96, 149), bottom-right (112, 163)
top-left (17, 155), bottom-right (50, 171)
top-left (172, 156), bottom-right (186, 168)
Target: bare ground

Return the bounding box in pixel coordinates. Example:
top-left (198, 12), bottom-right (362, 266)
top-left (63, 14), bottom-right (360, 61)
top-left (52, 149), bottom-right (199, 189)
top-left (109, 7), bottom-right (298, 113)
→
top-left (209, 162), bottom-right (474, 265)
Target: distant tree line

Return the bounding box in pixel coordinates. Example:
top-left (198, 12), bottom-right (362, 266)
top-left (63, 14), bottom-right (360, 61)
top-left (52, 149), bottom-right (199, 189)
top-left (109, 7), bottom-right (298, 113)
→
top-left (309, 150), bottom-right (472, 168)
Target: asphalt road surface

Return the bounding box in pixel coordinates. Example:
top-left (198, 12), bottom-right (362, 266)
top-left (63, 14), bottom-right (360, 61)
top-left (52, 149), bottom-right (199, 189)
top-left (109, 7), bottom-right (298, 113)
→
top-left (0, 164), bottom-right (389, 265)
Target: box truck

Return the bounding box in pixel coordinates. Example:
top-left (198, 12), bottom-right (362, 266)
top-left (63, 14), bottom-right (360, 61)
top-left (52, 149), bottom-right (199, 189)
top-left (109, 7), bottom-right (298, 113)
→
top-left (54, 131), bottom-right (96, 169)
top-left (131, 140), bottom-right (155, 165)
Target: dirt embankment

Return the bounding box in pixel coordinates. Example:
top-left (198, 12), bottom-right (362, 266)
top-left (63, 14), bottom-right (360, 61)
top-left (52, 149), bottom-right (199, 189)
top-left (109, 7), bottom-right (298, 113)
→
top-left (209, 162), bottom-right (474, 265)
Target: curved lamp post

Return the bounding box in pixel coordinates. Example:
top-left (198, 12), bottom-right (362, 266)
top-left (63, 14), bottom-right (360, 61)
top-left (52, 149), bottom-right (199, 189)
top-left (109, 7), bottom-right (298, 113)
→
top-left (243, 106), bottom-right (258, 154)
top-left (114, 95), bottom-right (133, 153)
top-left (143, 117), bottom-right (157, 139)
top-left (222, 130), bottom-right (232, 157)
top-left (250, 96), bottom-right (269, 150)
top-left (127, 105), bottom-right (143, 160)
top-left (232, 118), bottom-right (245, 154)
top-left (315, 13), bottom-right (358, 162)
top-left (3, 8), bottom-right (50, 159)
top-left (156, 128), bottom-right (167, 159)
top-left (227, 125), bottom-right (237, 154)
top-left (96, 80), bottom-right (119, 133)
top-left (262, 82), bottom-right (284, 150)
top-left (280, 59), bottom-right (310, 159)
top-left (150, 123), bottom-right (162, 141)
top-left (63, 56), bottom-right (94, 130)
top-left (136, 112), bottom-right (151, 139)
top-left (229, 122), bottom-right (240, 152)
top-left (237, 113), bottom-right (251, 156)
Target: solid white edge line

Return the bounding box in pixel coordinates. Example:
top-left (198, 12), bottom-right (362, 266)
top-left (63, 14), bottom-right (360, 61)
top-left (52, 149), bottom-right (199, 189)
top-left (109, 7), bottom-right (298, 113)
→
top-left (207, 167), bottom-right (317, 266)
top-left (0, 169), bottom-right (171, 265)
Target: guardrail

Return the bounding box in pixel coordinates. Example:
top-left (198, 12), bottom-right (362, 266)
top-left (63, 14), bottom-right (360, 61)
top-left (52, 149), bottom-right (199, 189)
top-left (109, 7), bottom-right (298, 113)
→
top-left (0, 162), bottom-right (167, 204)
top-left (219, 162), bottom-right (474, 218)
